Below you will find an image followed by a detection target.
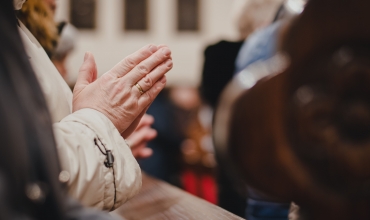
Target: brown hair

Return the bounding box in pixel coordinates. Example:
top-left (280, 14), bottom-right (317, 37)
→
top-left (17, 0), bottom-right (58, 57)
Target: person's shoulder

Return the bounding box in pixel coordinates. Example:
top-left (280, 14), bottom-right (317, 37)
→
top-left (205, 40), bottom-right (244, 56)
top-left (207, 40), bottom-right (242, 49)
top-left (248, 20), bottom-right (284, 42)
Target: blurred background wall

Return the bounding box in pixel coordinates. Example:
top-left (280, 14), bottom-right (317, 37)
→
top-left (54, 0), bottom-right (241, 86)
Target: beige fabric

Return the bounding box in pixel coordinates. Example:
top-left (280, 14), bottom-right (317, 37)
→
top-left (232, 0), bottom-right (285, 39)
top-left (18, 21), bottom-right (141, 211)
top-left (289, 202), bottom-right (301, 220)
top-left (13, 0), bottom-right (26, 10)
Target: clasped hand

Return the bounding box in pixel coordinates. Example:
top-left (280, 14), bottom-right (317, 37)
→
top-left (72, 44), bottom-right (172, 137)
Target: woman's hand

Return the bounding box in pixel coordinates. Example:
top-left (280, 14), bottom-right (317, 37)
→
top-left (126, 114), bottom-right (157, 159)
top-left (72, 44), bottom-right (172, 135)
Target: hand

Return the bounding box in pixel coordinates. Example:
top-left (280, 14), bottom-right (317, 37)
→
top-left (126, 114), bottom-right (157, 159)
top-left (120, 45), bottom-right (169, 138)
top-left (73, 44), bottom-right (173, 135)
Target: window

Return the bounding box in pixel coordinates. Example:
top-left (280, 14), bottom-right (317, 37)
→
top-left (70, 0), bottom-right (96, 29)
top-left (124, 0), bottom-right (148, 31)
top-left (177, 0), bottom-right (199, 31)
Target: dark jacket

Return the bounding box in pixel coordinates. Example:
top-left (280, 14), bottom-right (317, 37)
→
top-left (200, 40), bottom-right (246, 217)
top-left (200, 40), bottom-right (243, 108)
top-left (0, 1), bottom-right (118, 219)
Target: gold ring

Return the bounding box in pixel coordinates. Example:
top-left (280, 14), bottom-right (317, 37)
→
top-left (135, 83), bottom-right (145, 94)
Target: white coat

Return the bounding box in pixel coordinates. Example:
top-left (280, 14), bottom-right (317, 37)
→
top-left (18, 21), bottom-right (142, 211)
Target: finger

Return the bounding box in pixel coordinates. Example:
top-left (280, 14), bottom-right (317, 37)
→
top-left (125, 47), bottom-right (171, 85)
top-left (109, 44), bottom-right (158, 78)
top-left (131, 144), bottom-right (146, 158)
top-left (74, 52), bottom-right (97, 96)
top-left (157, 44), bottom-right (167, 49)
top-left (135, 114), bottom-right (154, 131)
top-left (128, 127), bottom-right (157, 148)
top-left (157, 45), bottom-right (173, 60)
top-left (136, 148), bottom-right (153, 159)
top-left (138, 75), bottom-right (167, 108)
top-left (141, 114), bottom-right (154, 125)
top-left (133, 59), bottom-right (173, 96)
top-left (132, 145), bottom-right (153, 159)
top-left (121, 108), bottom-right (147, 138)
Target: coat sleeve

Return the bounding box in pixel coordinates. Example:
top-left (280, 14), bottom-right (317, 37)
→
top-left (53, 108), bottom-right (142, 211)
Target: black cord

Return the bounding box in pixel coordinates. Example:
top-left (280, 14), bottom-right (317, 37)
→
top-left (94, 138), bottom-right (107, 155)
top-left (94, 137), bottom-right (117, 209)
top-left (110, 166), bottom-right (117, 211)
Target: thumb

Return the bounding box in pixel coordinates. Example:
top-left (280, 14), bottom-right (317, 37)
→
top-left (74, 52), bottom-right (97, 94)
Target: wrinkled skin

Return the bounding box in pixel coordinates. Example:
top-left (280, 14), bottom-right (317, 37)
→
top-left (15, 0), bottom-right (164, 168)
top-left (73, 44), bottom-right (172, 138)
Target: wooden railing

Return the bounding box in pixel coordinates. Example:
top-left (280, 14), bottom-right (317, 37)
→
top-left (114, 174), bottom-right (245, 220)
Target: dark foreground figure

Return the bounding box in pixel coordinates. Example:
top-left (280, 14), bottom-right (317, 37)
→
top-left (0, 0), bottom-right (118, 219)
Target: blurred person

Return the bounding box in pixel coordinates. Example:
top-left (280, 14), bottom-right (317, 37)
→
top-left (231, 0), bottom-right (285, 40)
top-left (202, 0), bottom-right (284, 111)
top-left (19, 0), bottom-right (158, 161)
top-left (231, 1), bottom-right (307, 219)
top-left (140, 87), bottom-right (209, 190)
top-left (44, 0), bottom-right (56, 13)
top-left (176, 87), bottom-right (218, 204)
top-left (140, 86), bottom-right (219, 205)
top-left (139, 88), bottom-right (186, 187)
top-left (0, 0), bottom-right (125, 218)
top-left (201, 40), bottom-right (246, 216)
top-left (18, 0), bottom-right (73, 81)
top-left (52, 22), bottom-right (77, 80)
top-left (235, 0), bottom-right (307, 74)
top-left (18, 0), bottom-right (74, 80)
top-left (14, 0), bottom-right (173, 212)
top-left (200, 0), bottom-right (283, 217)
top-left (17, 0), bottom-right (58, 57)
top-left (201, 41), bottom-right (244, 108)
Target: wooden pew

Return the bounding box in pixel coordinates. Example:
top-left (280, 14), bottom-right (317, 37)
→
top-left (114, 174), bottom-right (244, 220)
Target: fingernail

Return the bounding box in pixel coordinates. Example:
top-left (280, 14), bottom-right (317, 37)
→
top-left (165, 59), bottom-right (172, 67)
top-left (161, 48), bottom-right (171, 57)
top-left (84, 52), bottom-right (89, 61)
top-left (149, 45), bottom-right (157, 53)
